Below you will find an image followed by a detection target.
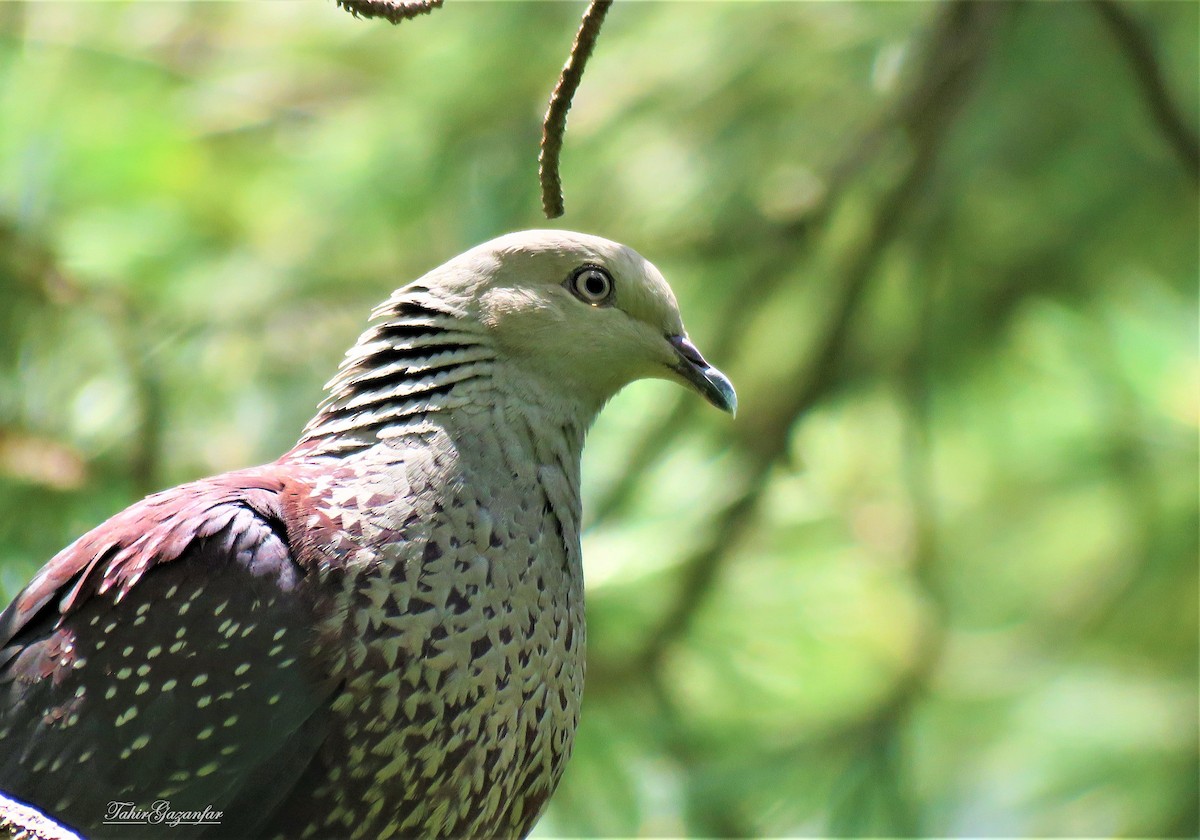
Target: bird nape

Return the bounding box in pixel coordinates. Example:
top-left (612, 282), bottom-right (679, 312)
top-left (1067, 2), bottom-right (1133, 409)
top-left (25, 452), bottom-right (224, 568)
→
top-left (0, 230), bottom-right (735, 839)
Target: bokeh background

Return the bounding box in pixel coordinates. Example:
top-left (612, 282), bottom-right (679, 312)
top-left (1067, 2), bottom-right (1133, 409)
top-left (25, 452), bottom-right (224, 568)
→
top-left (0, 1), bottom-right (1196, 836)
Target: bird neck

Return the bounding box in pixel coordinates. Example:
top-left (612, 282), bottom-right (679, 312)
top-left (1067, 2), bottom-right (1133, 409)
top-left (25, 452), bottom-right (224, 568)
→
top-left (291, 289), bottom-right (598, 462)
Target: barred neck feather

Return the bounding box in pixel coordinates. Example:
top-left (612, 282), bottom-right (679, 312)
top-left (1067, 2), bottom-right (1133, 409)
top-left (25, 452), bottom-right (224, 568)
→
top-left (298, 286), bottom-right (497, 456)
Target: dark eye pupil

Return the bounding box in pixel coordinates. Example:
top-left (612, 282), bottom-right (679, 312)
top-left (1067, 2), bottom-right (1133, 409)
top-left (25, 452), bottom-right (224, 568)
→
top-left (584, 274), bottom-right (606, 296)
top-left (568, 266), bottom-right (612, 304)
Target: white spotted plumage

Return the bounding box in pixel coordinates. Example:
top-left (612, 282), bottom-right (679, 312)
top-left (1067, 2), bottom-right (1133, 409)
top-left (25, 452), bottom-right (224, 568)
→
top-left (0, 230), bottom-right (735, 840)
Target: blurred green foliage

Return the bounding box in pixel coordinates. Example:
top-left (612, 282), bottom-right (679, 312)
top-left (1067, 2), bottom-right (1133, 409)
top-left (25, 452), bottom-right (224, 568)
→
top-left (0, 1), bottom-right (1196, 836)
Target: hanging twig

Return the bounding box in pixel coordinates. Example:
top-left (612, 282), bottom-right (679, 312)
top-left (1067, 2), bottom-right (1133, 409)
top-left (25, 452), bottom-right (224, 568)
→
top-left (539, 0), bottom-right (614, 218)
top-left (333, 0), bottom-right (611, 216)
top-left (336, 0), bottom-right (443, 25)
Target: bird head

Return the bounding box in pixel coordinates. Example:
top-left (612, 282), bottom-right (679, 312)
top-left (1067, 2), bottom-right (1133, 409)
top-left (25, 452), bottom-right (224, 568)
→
top-left (429, 229), bottom-right (737, 418)
top-left (304, 231), bottom-right (735, 453)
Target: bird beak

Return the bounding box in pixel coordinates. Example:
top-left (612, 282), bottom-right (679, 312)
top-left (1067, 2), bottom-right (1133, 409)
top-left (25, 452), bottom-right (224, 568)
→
top-left (667, 334), bottom-right (737, 417)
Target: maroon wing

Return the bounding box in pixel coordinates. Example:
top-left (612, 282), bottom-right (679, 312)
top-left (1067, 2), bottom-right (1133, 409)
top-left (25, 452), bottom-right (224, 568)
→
top-left (0, 467), bottom-right (337, 839)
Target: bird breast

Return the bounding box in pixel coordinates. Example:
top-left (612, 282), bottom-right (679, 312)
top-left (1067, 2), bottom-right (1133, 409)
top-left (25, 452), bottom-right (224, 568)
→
top-left (292, 423), bottom-right (587, 838)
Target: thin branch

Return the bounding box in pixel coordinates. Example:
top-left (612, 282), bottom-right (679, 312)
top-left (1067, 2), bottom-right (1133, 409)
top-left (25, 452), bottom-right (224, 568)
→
top-left (1091, 0), bottom-right (1200, 186)
top-left (335, 0), bottom-right (443, 25)
top-left (829, 218), bottom-right (952, 838)
top-left (115, 310), bottom-right (167, 499)
top-left (632, 156), bottom-right (916, 674)
top-left (0, 222), bottom-right (165, 497)
top-left (646, 670), bottom-right (754, 838)
top-left (631, 0), bottom-right (1001, 675)
top-left (586, 0), bottom-right (982, 526)
top-left (588, 133), bottom-right (874, 526)
top-left (539, 0), bottom-right (613, 219)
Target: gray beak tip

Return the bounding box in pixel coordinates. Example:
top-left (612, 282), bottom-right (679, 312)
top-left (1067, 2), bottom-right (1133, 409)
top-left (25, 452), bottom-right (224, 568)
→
top-left (715, 374), bottom-right (738, 418)
top-left (667, 334), bottom-right (737, 418)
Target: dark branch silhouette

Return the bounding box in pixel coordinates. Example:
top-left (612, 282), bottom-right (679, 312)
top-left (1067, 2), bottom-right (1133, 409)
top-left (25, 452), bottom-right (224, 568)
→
top-left (0, 222), bottom-right (165, 498)
top-left (539, 0), bottom-right (614, 219)
top-left (336, 0), bottom-right (443, 25)
top-left (1091, 0), bottom-right (1200, 185)
top-left (588, 120), bottom-right (886, 527)
top-left (632, 0), bottom-right (1002, 674)
top-left (589, 0), bottom-right (1002, 528)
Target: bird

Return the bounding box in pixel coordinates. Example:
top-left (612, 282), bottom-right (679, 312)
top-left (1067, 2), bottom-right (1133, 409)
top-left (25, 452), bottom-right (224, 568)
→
top-left (0, 230), bottom-right (736, 840)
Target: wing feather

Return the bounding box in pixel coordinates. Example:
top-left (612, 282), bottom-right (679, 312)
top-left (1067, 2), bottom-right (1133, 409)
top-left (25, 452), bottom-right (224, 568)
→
top-left (0, 467), bottom-right (336, 839)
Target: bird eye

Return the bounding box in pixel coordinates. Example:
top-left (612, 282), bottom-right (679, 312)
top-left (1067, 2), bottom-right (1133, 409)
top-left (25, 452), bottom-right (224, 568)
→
top-left (567, 265), bottom-right (614, 306)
